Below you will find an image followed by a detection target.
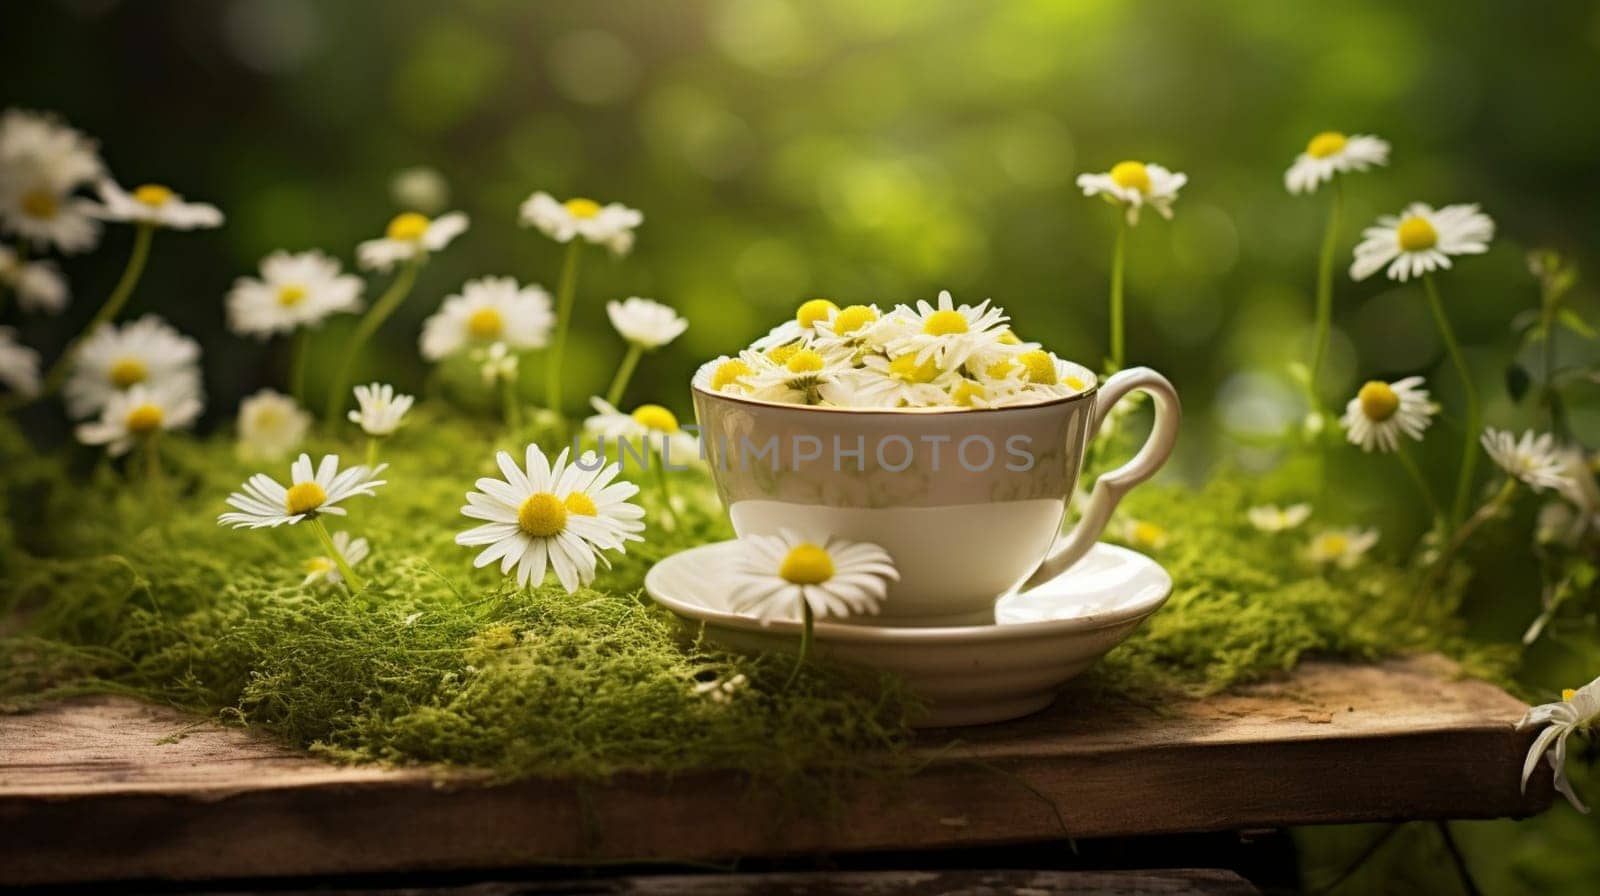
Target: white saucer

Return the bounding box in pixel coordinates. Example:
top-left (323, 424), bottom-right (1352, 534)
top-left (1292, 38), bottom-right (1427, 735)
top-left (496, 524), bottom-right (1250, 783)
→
top-left (644, 541), bottom-right (1172, 727)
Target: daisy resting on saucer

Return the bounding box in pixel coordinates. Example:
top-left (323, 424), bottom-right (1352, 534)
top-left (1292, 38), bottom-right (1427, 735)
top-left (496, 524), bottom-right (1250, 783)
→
top-left (725, 529), bottom-right (899, 624)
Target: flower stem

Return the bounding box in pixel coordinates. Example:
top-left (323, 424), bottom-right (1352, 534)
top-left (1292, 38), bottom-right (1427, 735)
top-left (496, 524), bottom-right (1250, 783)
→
top-left (1394, 443), bottom-right (1443, 525)
top-left (1108, 215), bottom-right (1128, 371)
top-left (1420, 477), bottom-right (1517, 608)
top-left (324, 257), bottom-right (421, 425)
top-left (1307, 178), bottom-right (1344, 413)
top-left (364, 436), bottom-right (379, 471)
top-left (501, 371), bottom-right (523, 431)
top-left (289, 327), bottom-right (312, 404)
top-left (652, 455), bottom-right (682, 531)
top-left (784, 600), bottom-right (814, 689)
top-left (545, 241), bottom-right (584, 415)
top-left (309, 516), bottom-right (363, 592)
top-left (38, 223), bottom-right (155, 401)
top-left (1423, 274), bottom-right (1481, 529)
top-left (142, 434), bottom-right (164, 506)
top-left (604, 343), bottom-right (643, 408)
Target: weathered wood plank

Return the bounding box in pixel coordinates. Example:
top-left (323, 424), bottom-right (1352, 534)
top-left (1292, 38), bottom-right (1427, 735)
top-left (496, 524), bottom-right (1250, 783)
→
top-left (0, 655), bottom-right (1550, 886)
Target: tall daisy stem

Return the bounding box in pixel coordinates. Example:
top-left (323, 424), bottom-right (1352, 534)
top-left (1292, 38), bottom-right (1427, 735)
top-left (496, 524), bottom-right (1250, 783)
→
top-left (324, 257), bottom-right (421, 425)
top-left (784, 601), bottom-right (814, 689)
top-left (545, 241), bottom-right (584, 415)
top-left (604, 343), bottom-right (643, 408)
top-left (364, 436), bottom-right (379, 471)
top-left (652, 456), bottom-right (682, 531)
top-left (1108, 216), bottom-right (1128, 371)
top-left (38, 223), bottom-right (155, 401)
top-left (1423, 275), bottom-right (1481, 528)
top-left (309, 516), bottom-right (363, 592)
top-left (1307, 179), bottom-right (1344, 414)
top-left (1420, 477), bottom-right (1517, 611)
top-left (1394, 443), bottom-right (1443, 525)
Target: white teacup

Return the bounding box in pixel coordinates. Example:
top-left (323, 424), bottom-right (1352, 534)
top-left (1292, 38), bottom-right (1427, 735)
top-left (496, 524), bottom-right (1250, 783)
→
top-left (691, 365), bottom-right (1181, 626)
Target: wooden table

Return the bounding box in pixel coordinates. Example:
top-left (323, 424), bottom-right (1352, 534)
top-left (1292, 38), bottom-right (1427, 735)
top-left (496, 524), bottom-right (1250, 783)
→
top-left (0, 654), bottom-right (1550, 887)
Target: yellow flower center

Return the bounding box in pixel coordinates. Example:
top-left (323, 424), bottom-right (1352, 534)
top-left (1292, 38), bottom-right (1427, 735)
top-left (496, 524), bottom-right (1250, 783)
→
top-left (832, 304), bottom-right (878, 335)
top-left (796, 298), bottom-right (839, 330)
top-left (304, 556), bottom-right (335, 576)
top-left (109, 357), bottom-right (149, 388)
top-left (766, 344), bottom-right (800, 365)
top-left (1065, 375), bottom-right (1087, 390)
top-left (923, 309), bottom-right (969, 336)
top-left (276, 284), bottom-right (308, 308)
top-left (1396, 216), bottom-right (1437, 252)
top-left (1320, 534), bottom-right (1349, 556)
top-left (778, 543), bottom-right (834, 585)
top-left (124, 403), bottom-right (164, 435)
top-left (467, 307), bottom-right (505, 339)
top-left (1306, 131), bottom-right (1348, 159)
top-left (517, 491), bottom-right (566, 537)
top-left (986, 358), bottom-right (1016, 379)
top-left (564, 491), bottom-right (597, 516)
top-left (1016, 350), bottom-right (1058, 385)
top-left (133, 184), bottom-right (174, 207)
top-left (20, 189), bottom-right (58, 218)
top-left (997, 329), bottom-right (1021, 346)
top-left (785, 349), bottom-right (825, 374)
top-left (710, 359), bottom-right (751, 391)
top-left (1132, 521), bottom-right (1166, 545)
top-left (888, 354), bottom-right (939, 384)
top-left (564, 197), bottom-right (601, 219)
top-left (285, 481), bottom-right (327, 515)
top-left (952, 380), bottom-right (986, 407)
top-left (1357, 381), bottom-right (1400, 422)
top-left (1109, 161), bottom-right (1151, 192)
top-left (386, 212), bottom-right (431, 241)
top-left (1562, 688), bottom-right (1577, 702)
top-left (631, 403), bottom-right (679, 432)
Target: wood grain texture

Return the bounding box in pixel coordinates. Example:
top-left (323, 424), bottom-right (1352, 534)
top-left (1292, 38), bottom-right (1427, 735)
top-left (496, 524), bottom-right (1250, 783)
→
top-left (0, 655), bottom-right (1550, 886)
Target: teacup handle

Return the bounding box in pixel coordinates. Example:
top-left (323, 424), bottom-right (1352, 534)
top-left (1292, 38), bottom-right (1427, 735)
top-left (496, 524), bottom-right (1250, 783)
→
top-left (1021, 366), bottom-right (1181, 590)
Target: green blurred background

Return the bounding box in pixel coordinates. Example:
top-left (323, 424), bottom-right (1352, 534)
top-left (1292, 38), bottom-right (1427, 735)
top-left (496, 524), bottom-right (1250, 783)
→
top-left (6, 0), bottom-right (1600, 891)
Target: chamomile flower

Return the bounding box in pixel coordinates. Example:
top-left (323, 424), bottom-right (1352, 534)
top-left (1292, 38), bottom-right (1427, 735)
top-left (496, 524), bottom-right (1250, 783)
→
top-left (1119, 518), bottom-right (1169, 551)
top-left (725, 529), bottom-right (899, 624)
top-left (519, 192), bottom-right (643, 256)
top-left (886, 290), bottom-right (1011, 372)
top-left (357, 211), bottom-right (470, 272)
top-left (849, 352), bottom-right (960, 408)
top-left (64, 315), bottom-right (202, 419)
top-left (419, 276), bottom-right (553, 361)
top-left (0, 244), bottom-right (69, 314)
top-left (1076, 160), bottom-right (1186, 225)
top-left (347, 383), bottom-right (414, 437)
top-left (218, 454), bottom-right (388, 530)
top-left (94, 180), bottom-right (223, 230)
top-left (1306, 527), bottom-right (1379, 568)
top-left (1247, 503), bottom-right (1313, 533)
top-left (1518, 678), bottom-right (1599, 813)
top-left (1339, 377), bottom-right (1435, 453)
top-left (811, 303), bottom-right (893, 354)
top-left (236, 389), bottom-right (311, 461)
top-left (741, 343), bottom-right (855, 405)
top-left (1350, 203), bottom-right (1495, 282)
top-left (303, 531), bottom-right (370, 586)
top-left (75, 381), bottom-right (202, 456)
top-left (0, 109), bottom-right (105, 253)
top-left (226, 250), bottom-right (364, 338)
top-left (454, 445), bottom-right (644, 592)
top-left (606, 297), bottom-right (688, 349)
top-left (1482, 428), bottom-right (1573, 493)
top-left (1284, 132), bottom-right (1390, 195)
top-left (390, 166), bottom-right (449, 215)
top-left (0, 326), bottom-right (42, 397)
top-left (692, 354), bottom-right (757, 395)
top-left (584, 397), bottom-right (700, 463)
top-left (750, 298), bottom-right (839, 351)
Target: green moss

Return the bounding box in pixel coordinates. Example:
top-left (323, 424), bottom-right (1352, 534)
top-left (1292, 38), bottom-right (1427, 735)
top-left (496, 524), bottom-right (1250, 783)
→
top-left (0, 415), bottom-right (1507, 784)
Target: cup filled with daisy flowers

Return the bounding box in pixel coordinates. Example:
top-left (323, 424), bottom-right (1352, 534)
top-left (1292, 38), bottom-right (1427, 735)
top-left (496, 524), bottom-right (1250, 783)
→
top-left (691, 291), bottom-right (1182, 626)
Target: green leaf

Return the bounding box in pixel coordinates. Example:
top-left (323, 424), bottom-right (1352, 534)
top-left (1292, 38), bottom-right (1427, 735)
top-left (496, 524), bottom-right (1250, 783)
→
top-left (1558, 308), bottom-right (1596, 339)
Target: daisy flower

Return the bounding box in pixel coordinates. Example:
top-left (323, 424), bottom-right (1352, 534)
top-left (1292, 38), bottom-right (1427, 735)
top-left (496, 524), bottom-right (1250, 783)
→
top-left (725, 529), bottom-right (899, 624)
top-left (75, 381), bottom-right (202, 456)
top-left (751, 298), bottom-right (839, 351)
top-left (236, 389), bottom-right (311, 461)
top-left (692, 354), bottom-right (758, 395)
top-left (519, 192), bottom-right (643, 256)
top-left (1284, 132), bottom-right (1390, 195)
top-left (94, 180), bottom-right (223, 230)
top-left (0, 109), bottom-right (105, 253)
top-left (1076, 160), bottom-right (1186, 225)
top-left (885, 290), bottom-right (1010, 372)
top-left (584, 396), bottom-right (700, 464)
top-left (1119, 518), bottom-right (1169, 551)
top-left (348, 382), bottom-right (414, 437)
top-left (0, 326), bottom-right (42, 397)
top-left (217, 454), bottom-right (388, 530)
top-left (741, 343), bottom-right (856, 405)
top-left (303, 531), bottom-right (370, 587)
top-left (1518, 678), bottom-right (1599, 813)
top-left (419, 276), bottom-right (553, 361)
top-left (1247, 503), bottom-right (1312, 533)
top-left (1306, 527), bottom-right (1379, 568)
top-left (1350, 203), bottom-right (1495, 282)
top-left (390, 166), bottom-right (449, 215)
top-left (848, 352), bottom-right (960, 408)
top-left (226, 250), bottom-right (364, 339)
top-left (454, 445), bottom-right (644, 592)
top-left (607, 297), bottom-right (688, 350)
top-left (64, 315), bottom-right (203, 419)
top-left (1482, 428), bottom-right (1573, 493)
top-left (811, 303), bottom-right (895, 354)
top-left (357, 211), bottom-right (470, 272)
top-left (0, 244), bottom-right (69, 314)
top-left (1339, 377), bottom-right (1435, 453)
